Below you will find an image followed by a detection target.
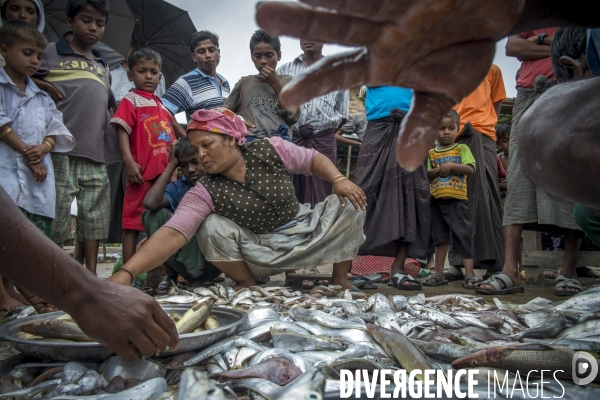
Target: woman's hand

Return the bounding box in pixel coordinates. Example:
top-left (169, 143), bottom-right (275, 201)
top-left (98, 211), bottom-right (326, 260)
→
top-left (334, 179), bottom-right (367, 211)
top-left (125, 159), bottom-right (144, 184)
top-left (22, 144), bottom-right (49, 165)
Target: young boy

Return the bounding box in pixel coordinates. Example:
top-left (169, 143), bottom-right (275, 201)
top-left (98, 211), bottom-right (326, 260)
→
top-left (425, 110), bottom-right (478, 289)
top-left (223, 29), bottom-right (300, 142)
top-left (0, 21), bottom-right (74, 310)
top-left (34, 0), bottom-right (111, 276)
top-left (111, 48), bottom-right (174, 264)
top-left (142, 137), bottom-right (218, 291)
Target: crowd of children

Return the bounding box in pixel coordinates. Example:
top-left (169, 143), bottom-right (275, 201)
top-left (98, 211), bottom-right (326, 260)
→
top-left (1, 0), bottom-right (598, 311)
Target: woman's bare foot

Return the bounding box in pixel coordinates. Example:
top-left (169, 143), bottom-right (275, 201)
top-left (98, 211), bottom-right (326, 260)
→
top-left (0, 293), bottom-right (24, 311)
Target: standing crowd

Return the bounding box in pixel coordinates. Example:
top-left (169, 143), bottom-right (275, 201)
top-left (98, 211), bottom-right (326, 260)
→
top-left (1, 0), bottom-right (599, 315)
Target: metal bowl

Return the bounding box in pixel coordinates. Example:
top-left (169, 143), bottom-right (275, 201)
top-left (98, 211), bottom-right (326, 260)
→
top-left (0, 305), bottom-right (247, 362)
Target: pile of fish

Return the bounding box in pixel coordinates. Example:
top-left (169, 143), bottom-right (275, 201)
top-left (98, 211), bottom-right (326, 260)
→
top-left (0, 284), bottom-right (600, 399)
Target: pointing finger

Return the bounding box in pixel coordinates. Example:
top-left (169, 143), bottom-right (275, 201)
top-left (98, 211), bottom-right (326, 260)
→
top-left (300, 0), bottom-right (413, 22)
top-left (397, 92), bottom-right (453, 171)
top-left (256, 1), bottom-right (383, 47)
top-left (278, 49), bottom-right (368, 110)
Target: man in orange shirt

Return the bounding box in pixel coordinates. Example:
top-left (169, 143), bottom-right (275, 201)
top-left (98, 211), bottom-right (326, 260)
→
top-left (449, 65), bottom-right (506, 281)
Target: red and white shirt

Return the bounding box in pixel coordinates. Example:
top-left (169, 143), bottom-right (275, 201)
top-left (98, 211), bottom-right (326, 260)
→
top-left (111, 90), bottom-right (174, 181)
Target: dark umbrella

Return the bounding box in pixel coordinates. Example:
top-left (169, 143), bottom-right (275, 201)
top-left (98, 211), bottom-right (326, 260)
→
top-left (42, 0), bottom-right (135, 62)
top-left (126, 0), bottom-right (197, 88)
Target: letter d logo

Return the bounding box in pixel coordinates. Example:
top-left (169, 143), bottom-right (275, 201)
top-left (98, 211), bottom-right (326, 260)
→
top-left (572, 351), bottom-right (598, 385)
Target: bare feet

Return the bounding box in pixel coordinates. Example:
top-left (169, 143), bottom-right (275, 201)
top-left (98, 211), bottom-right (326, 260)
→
top-left (0, 291), bottom-right (25, 311)
top-left (330, 276), bottom-right (358, 291)
top-left (232, 278), bottom-right (257, 291)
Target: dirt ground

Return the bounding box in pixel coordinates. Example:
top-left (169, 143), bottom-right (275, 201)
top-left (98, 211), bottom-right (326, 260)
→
top-left (90, 247), bottom-right (599, 304)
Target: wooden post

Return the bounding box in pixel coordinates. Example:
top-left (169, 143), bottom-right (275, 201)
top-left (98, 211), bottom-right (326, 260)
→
top-left (346, 145), bottom-right (352, 179)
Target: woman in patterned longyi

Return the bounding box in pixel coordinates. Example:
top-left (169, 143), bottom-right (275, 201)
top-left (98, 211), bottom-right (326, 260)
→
top-left (108, 108), bottom-right (368, 290)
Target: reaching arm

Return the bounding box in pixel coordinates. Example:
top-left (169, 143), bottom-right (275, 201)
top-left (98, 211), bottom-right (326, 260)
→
top-left (0, 186), bottom-right (178, 361)
top-left (108, 226), bottom-right (188, 286)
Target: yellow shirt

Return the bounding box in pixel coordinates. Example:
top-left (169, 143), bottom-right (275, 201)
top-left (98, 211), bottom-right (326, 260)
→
top-left (428, 144), bottom-right (476, 201)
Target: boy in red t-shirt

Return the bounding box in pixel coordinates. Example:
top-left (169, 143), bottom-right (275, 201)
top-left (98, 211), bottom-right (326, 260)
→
top-left (111, 48), bottom-right (174, 263)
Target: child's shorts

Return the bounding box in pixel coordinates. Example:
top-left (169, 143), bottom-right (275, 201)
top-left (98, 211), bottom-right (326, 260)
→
top-left (51, 154), bottom-right (110, 244)
top-left (430, 198), bottom-right (473, 259)
top-left (123, 179), bottom-right (157, 231)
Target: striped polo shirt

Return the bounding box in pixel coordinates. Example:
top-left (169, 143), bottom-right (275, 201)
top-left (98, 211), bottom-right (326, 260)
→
top-left (161, 68), bottom-right (230, 120)
top-left (277, 55), bottom-right (349, 131)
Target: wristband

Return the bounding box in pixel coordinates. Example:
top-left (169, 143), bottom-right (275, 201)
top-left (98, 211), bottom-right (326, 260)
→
top-left (116, 267), bottom-right (135, 283)
top-left (333, 176), bottom-right (347, 185)
top-left (0, 127), bottom-right (13, 140)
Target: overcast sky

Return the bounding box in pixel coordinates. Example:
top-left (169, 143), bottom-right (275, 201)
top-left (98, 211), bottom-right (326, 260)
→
top-left (167, 0), bottom-right (522, 102)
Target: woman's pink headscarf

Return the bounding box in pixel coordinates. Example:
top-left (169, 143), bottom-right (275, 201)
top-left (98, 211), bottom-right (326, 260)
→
top-left (187, 108), bottom-right (247, 145)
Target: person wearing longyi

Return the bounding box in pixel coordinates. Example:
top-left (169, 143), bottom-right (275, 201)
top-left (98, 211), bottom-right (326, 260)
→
top-left (108, 108), bottom-right (367, 290)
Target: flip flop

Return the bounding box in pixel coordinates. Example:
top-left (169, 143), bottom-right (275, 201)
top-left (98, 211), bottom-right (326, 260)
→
top-left (351, 273), bottom-right (382, 289)
top-left (423, 273), bottom-right (448, 287)
top-left (475, 273), bottom-right (524, 295)
top-left (462, 275), bottom-right (481, 289)
top-left (554, 274), bottom-right (583, 297)
top-left (387, 273), bottom-right (422, 291)
top-left (443, 267), bottom-right (464, 282)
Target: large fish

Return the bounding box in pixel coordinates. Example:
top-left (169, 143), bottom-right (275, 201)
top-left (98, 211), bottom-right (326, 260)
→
top-left (291, 308), bottom-right (366, 330)
top-left (19, 319), bottom-right (92, 342)
top-left (451, 344), bottom-right (576, 381)
top-left (514, 312), bottom-right (567, 340)
top-left (176, 301), bottom-right (213, 335)
top-left (366, 324), bottom-right (432, 381)
top-left (271, 328), bottom-right (347, 352)
top-left (210, 357), bottom-right (302, 385)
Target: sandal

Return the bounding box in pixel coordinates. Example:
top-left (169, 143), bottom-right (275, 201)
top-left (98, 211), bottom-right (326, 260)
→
top-left (443, 267), bottom-right (464, 282)
top-left (462, 275), bottom-right (481, 289)
top-left (351, 274), bottom-right (382, 289)
top-left (157, 275), bottom-right (176, 293)
top-left (423, 273), bottom-right (448, 287)
top-left (554, 274), bottom-right (583, 297)
top-left (475, 273), bottom-right (524, 295)
top-left (387, 273), bottom-right (422, 291)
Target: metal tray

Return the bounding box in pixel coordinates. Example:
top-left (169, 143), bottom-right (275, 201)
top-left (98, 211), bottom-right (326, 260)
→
top-left (0, 305), bottom-right (247, 362)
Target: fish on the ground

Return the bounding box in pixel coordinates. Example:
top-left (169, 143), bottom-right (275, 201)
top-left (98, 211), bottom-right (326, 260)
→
top-left (210, 357), bottom-right (302, 385)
